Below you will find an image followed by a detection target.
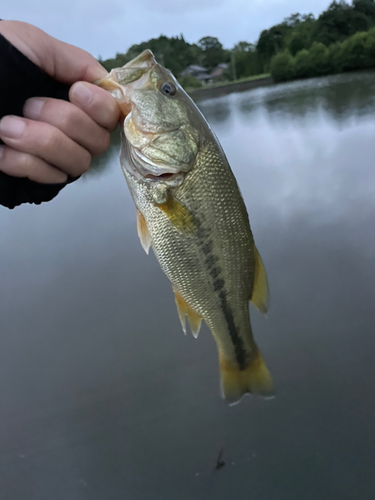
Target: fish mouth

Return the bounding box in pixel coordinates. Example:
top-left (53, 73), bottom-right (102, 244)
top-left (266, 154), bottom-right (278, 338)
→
top-left (95, 50), bottom-right (157, 115)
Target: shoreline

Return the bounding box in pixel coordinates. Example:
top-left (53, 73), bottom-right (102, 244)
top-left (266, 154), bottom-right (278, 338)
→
top-left (189, 76), bottom-right (275, 101)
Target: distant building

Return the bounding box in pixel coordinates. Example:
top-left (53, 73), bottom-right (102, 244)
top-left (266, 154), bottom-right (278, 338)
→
top-left (209, 63), bottom-right (228, 81)
top-left (180, 63), bottom-right (229, 85)
top-left (180, 64), bottom-right (210, 83)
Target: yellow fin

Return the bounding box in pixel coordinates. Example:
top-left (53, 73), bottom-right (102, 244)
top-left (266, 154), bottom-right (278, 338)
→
top-left (158, 197), bottom-right (196, 234)
top-left (173, 289), bottom-right (202, 338)
top-left (250, 246), bottom-right (269, 314)
top-left (136, 209), bottom-right (152, 254)
top-left (219, 347), bottom-right (274, 405)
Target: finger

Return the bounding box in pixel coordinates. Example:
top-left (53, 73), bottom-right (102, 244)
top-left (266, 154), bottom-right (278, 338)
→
top-left (70, 82), bottom-right (121, 131)
top-left (24, 97), bottom-right (110, 156)
top-left (0, 116), bottom-right (91, 177)
top-left (0, 145), bottom-right (68, 184)
top-left (0, 21), bottom-right (107, 83)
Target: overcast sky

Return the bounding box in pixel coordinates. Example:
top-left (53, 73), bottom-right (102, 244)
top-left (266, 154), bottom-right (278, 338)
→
top-left (4, 0), bottom-right (331, 60)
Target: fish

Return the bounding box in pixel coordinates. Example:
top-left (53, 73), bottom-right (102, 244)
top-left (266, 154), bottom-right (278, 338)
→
top-left (96, 50), bottom-right (273, 404)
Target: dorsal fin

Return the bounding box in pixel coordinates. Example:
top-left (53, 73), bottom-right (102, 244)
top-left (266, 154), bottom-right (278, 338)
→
top-left (173, 288), bottom-right (202, 338)
top-left (136, 209), bottom-right (152, 254)
top-left (250, 246), bottom-right (269, 314)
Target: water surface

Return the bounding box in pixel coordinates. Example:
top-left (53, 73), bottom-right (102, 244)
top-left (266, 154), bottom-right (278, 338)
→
top-left (1, 71), bottom-right (375, 499)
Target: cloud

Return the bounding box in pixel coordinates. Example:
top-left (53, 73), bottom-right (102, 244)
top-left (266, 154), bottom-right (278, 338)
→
top-left (137, 0), bottom-right (224, 14)
top-left (3, 0), bottom-right (331, 59)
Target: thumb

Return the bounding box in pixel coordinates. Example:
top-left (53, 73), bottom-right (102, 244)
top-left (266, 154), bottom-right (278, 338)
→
top-left (0, 20), bottom-right (107, 84)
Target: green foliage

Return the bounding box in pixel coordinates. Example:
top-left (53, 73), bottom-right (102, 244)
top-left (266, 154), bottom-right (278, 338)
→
top-left (286, 15), bottom-right (316, 55)
top-left (100, 0), bottom-right (375, 87)
top-left (256, 23), bottom-right (291, 69)
top-left (364, 26), bottom-right (375, 65)
top-left (178, 75), bottom-right (203, 90)
top-left (233, 41), bottom-right (254, 52)
top-left (232, 42), bottom-right (262, 79)
top-left (327, 41), bottom-right (346, 72)
top-left (271, 26), bottom-right (375, 82)
top-left (309, 42), bottom-right (330, 75)
top-left (341, 31), bottom-right (369, 69)
top-left (314, 0), bottom-right (371, 46)
top-left (270, 50), bottom-right (295, 82)
top-left (353, 0), bottom-right (375, 22)
top-left (101, 35), bottom-right (202, 76)
top-left (198, 36), bottom-right (225, 70)
top-left (294, 49), bottom-right (314, 78)
top-left (100, 53), bottom-right (131, 72)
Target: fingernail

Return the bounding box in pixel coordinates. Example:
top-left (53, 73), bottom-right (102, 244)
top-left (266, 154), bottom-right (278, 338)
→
top-left (24, 98), bottom-right (45, 120)
top-left (0, 116), bottom-right (25, 139)
top-left (71, 83), bottom-right (93, 107)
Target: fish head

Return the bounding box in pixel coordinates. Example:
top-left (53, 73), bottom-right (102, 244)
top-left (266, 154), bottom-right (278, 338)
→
top-left (96, 50), bottom-right (205, 185)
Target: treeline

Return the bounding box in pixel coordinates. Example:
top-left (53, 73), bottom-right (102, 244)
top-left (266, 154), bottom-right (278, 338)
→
top-left (271, 28), bottom-right (375, 81)
top-left (100, 0), bottom-right (375, 84)
top-left (100, 35), bottom-right (229, 76)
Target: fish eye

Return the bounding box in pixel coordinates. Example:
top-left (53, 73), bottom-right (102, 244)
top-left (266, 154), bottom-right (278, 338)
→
top-left (160, 81), bottom-right (177, 97)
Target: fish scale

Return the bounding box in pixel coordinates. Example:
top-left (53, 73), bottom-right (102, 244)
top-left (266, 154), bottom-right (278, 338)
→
top-left (97, 49), bottom-right (273, 404)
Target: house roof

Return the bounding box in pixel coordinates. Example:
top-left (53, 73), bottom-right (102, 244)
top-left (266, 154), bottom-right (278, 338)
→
top-left (209, 64), bottom-right (228, 78)
top-left (185, 64), bottom-right (207, 72)
top-left (180, 64), bottom-right (208, 76)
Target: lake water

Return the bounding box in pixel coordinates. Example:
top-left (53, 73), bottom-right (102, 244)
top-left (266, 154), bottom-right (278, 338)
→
top-left (1, 71), bottom-right (375, 499)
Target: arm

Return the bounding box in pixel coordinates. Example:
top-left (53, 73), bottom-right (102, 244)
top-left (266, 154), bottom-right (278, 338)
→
top-left (0, 21), bottom-right (120, 209)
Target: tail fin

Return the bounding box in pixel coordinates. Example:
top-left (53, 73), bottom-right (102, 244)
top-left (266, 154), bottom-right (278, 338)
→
top-left (219, 348), bottom-right (274, 405)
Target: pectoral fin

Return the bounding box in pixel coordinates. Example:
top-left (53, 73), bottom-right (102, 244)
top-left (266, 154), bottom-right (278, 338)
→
top-left (157, 197), bottom-right (196, 234)
top-left (136, 209), bottom-right (152, 254)
top-left (174, 289), bottom-right (202, 338)
top-left (250, 246), bottom-right (269, 314)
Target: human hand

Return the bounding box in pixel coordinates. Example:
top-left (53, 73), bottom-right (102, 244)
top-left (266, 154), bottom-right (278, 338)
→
top-left (0, 21), bottom-right (120, 184)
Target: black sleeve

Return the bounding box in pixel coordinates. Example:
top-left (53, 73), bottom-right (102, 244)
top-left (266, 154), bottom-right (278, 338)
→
top-left (0, 31), bottom-right (76, 209)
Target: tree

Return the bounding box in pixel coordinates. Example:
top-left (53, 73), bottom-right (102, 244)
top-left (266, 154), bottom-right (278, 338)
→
top-left (283, 12), bottom-right (304, 28)
top-left (231, 42), bottom-right (262, 79)
top-left (353, 0), bottom-right (375, 23)
top-left (294, 49), bottom-right (314, 78)
top-left (270, 50), bottom-right (295, 82)
top-left (364, 26), bottom-right (375, 65)
top-left (100, 35), bottom-right (203, 76)
top-left (257, 22), bottom-right (291, 69)
top-left (341, 31), bottom-right (369, 69)
top-left (327, 41), bottom-right (346, 72)
top-left (309, 42), bottom-right (330, 75)
top-left (314, 0), bottom-right (370, 46)
top-left (233, 41), bottom-right (255, 52)
top-left (178, 75), bottom-right (203, 90)
top-left (286, 14), bottom-right (316, 55)
top-left (197, 36), bottom-right (225, 69)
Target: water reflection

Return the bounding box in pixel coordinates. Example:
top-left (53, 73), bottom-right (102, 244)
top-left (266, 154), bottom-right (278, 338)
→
top-left (231, 71), bottom-right (375, 124)
top-left (87, 127), bottom-right (121, 177)
top-left (1, 71), bottom-right (375, 500)
top-left (195, 99), bottom-right (233, 127)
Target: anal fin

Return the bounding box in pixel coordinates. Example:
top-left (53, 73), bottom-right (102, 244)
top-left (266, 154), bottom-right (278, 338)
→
top-left (136, 209), bottom-right (152, 254)
top-left (250, 246), bottom-right (269, 314)
top-left (173, 288), bottom-right (202, 338)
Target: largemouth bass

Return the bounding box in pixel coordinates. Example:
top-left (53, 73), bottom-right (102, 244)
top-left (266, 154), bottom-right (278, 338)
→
top-left (97, 50), bottom-right (273, 404)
